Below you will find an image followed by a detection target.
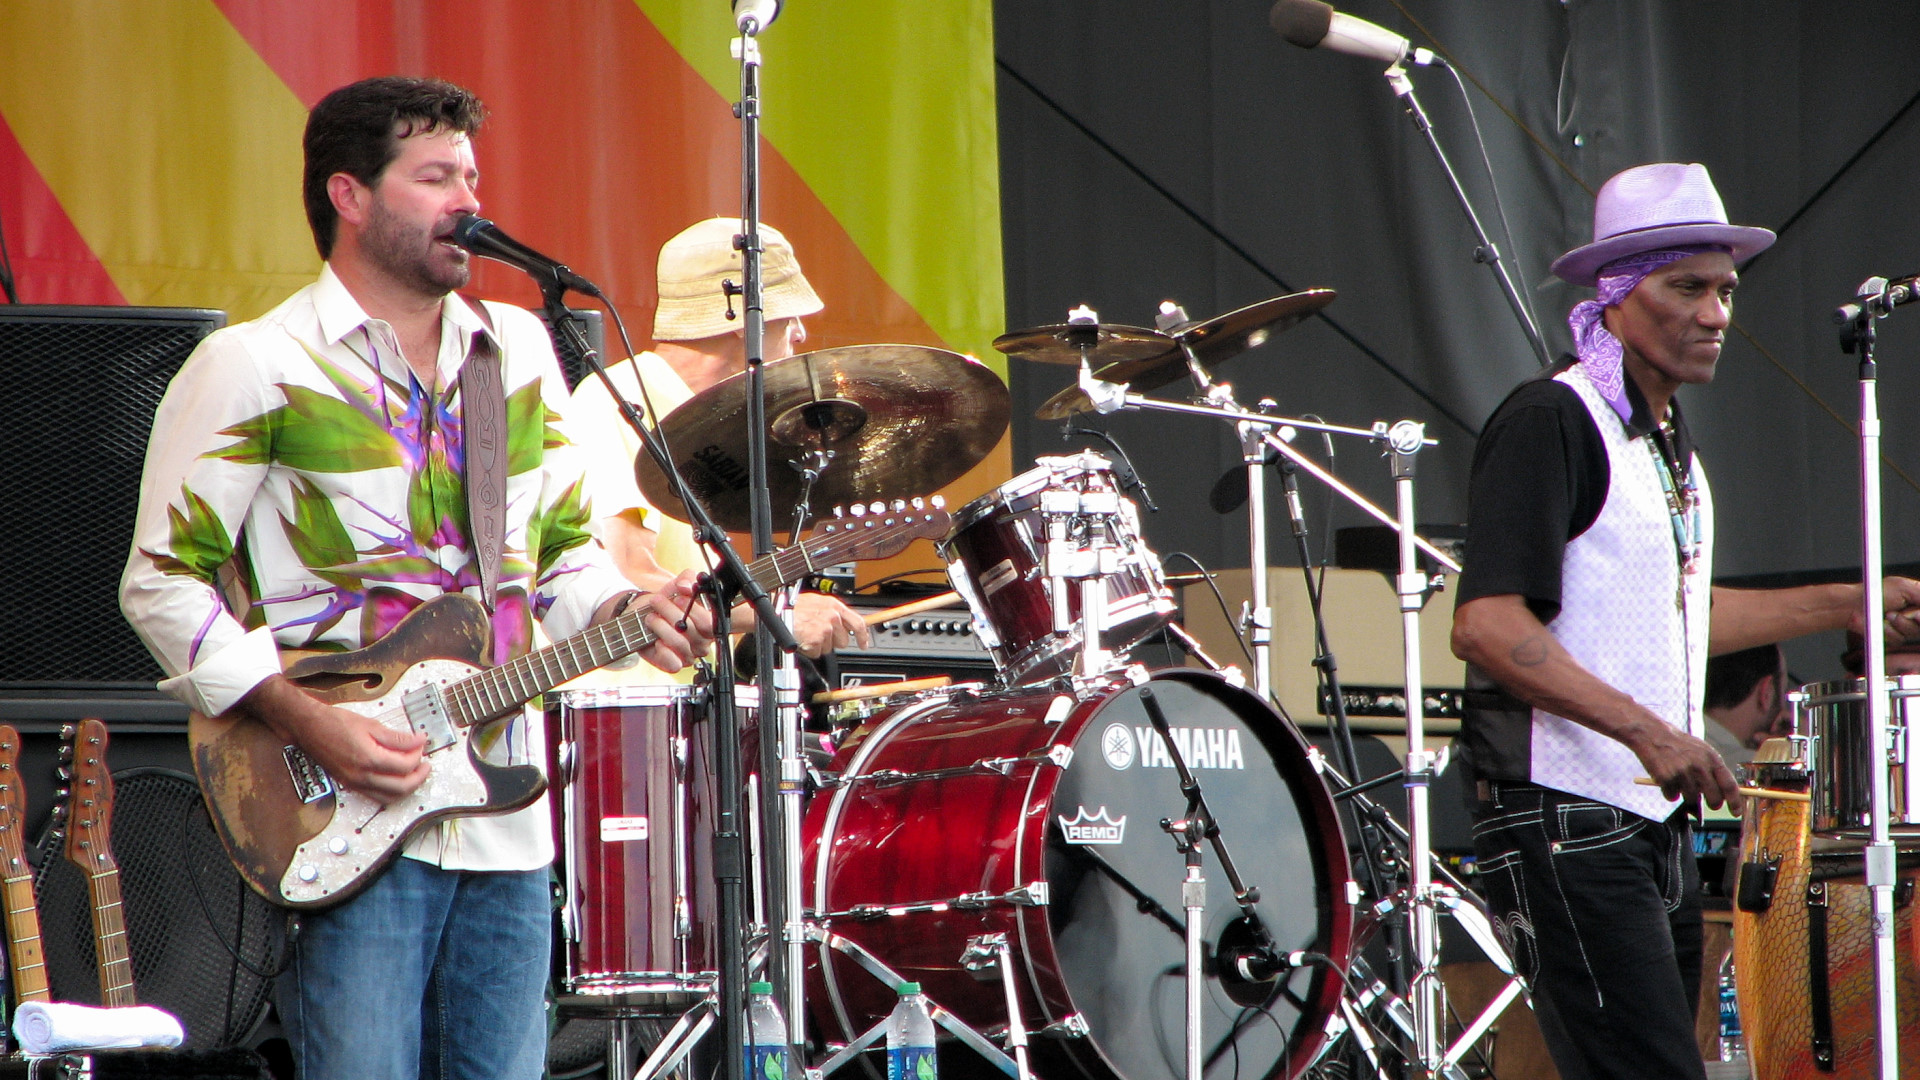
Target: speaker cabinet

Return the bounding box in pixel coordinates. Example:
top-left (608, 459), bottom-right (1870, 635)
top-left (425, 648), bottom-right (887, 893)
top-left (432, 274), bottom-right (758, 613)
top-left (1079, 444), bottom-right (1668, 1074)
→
top-left (0, 306), bottom-right (225, 691)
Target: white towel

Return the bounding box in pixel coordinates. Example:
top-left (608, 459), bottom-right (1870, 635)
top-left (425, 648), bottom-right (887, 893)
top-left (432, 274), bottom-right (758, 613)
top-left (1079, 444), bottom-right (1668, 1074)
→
top-left (12, 1001), bottom-right (184, 1054)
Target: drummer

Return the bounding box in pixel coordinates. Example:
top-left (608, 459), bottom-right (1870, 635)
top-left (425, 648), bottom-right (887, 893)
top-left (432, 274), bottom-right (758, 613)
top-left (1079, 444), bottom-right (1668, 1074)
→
top-left (1450, 161), bottom-right (1920, 1080)
top-left (562, 218), bottom-right (869, 670)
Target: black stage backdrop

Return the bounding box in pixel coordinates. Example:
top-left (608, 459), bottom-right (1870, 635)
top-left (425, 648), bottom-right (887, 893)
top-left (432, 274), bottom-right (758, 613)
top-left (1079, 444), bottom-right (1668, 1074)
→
top-left (996, 0), bottom-right (1920, 680)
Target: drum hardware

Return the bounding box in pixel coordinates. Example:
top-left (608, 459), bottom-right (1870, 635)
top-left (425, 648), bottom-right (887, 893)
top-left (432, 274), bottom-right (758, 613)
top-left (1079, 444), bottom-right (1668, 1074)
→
top-left (805, 924), bottom-right (1029, 1080)
top-left (959, 934), bottom-right (1037, 1080)
top-left (839, 744), bottom-right (1074, 790)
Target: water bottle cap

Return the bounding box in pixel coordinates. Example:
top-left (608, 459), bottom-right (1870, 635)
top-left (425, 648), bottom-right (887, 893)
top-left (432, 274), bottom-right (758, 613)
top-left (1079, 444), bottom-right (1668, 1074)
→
top-left (898, 981), bottom-right (921, 994)
top-left (749, 981), bottom-right (774, 994)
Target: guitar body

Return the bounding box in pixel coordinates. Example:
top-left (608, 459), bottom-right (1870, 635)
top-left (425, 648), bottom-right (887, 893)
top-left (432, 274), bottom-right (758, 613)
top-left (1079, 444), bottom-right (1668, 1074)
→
top-left (191, 594), bottom-right (546, 909)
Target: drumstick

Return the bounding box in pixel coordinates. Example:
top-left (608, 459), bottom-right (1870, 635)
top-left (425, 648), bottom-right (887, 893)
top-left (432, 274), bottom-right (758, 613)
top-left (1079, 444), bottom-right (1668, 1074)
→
top-left (862, 591), bottom-right (964, 626)
top-left (810, 675), bottom-right (952, 705)
top-left (1633, 777), bottom-right (1811, 803)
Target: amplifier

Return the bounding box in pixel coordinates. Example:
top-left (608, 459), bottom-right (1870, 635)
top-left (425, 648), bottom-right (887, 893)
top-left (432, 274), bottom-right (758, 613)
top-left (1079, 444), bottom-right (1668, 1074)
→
top-left (831, 594), bottom-right (996, 687)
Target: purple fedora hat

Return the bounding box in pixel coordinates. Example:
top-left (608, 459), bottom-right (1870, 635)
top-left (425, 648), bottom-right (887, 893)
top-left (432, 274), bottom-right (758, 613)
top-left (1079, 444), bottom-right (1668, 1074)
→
top-left (1550, 163), bottom-right (1775, 286)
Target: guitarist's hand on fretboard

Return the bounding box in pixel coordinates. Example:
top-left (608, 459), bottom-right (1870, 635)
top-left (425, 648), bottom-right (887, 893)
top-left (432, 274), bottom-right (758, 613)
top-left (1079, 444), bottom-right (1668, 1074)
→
top-left (234, 673), bottom-right (431, 801)
top-left (598, 569), bottom-right (716, 675)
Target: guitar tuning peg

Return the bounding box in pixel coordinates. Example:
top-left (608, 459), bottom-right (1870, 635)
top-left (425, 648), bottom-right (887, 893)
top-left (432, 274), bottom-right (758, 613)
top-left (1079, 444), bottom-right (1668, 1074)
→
top-left (831, 504), bottom-right (846, 518)
top-left (868, 501), bottom-right (884, 514)
top-left (931, 495), bottom-right (947, 509)
top-left (54, 766), bottom-right (71, 783)
top-left (57, 745), bottom-right (73, 764)
top-left (910, 496), bottom-right (925, 509)
top-left (59, 724), bottom-right (75, 740)
top-left (849, 503), bottom-right (867, 518)
top-left (890, 498), bottom-right (906, 511)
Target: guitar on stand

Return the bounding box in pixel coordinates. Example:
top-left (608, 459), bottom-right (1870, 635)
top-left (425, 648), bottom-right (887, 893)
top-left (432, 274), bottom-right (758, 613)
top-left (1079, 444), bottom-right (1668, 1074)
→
top-left (54, 720), bottom-right (135, 1007)
top-left (0, 724), bottom-right (50, 1010)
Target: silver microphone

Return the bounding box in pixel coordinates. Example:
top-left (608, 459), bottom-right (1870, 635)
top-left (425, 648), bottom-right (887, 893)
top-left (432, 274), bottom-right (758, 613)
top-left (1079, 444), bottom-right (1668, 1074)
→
top-left (1269, 0), bottom-right (1434, 67)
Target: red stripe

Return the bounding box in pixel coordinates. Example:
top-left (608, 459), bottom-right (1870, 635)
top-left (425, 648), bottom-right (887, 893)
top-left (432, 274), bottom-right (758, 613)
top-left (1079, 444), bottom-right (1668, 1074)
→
top-left (0, 111), bottom-right (125, 305)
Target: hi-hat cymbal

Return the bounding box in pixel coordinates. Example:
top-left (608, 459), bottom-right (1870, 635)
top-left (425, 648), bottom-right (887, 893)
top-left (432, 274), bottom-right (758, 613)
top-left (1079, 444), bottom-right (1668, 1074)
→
top-left (1035, 289), bottom-right (1336, 420)
top-left (634, 344), bottom-right (1010, 532)
top-left (992, 322), bottom-right (1173, 366)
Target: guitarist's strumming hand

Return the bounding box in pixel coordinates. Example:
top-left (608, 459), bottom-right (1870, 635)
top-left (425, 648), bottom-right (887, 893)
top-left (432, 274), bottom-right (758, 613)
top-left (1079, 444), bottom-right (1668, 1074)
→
top-left (234, 674), bottom-right (432, 802)
top-left (597, 569), bottom-right (717, 674)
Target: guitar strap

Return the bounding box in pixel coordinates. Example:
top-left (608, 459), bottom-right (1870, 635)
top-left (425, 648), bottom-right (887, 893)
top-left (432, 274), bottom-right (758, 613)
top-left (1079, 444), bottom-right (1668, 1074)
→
top-left (458, 294), bottom-right (508, 612)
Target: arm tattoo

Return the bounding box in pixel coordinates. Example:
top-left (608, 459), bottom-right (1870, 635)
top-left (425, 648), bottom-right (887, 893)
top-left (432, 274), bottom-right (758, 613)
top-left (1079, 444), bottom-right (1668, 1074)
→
top-left (1510, 635), bottom-right (1550, 667)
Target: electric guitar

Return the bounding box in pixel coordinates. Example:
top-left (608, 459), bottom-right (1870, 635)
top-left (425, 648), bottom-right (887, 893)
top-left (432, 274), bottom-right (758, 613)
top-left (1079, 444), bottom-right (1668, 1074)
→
top-left (192, 499), bottom-right (950, 909)
top-left (57, 719), bottom-right (135, 1007)
top-left (0, 726), bottom-right (49, 1005)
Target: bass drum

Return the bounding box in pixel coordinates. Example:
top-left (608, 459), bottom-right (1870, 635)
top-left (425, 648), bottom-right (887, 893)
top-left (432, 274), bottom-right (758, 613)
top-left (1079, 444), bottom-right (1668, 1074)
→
top-left (803, 669), bottom-right (1352, 1080)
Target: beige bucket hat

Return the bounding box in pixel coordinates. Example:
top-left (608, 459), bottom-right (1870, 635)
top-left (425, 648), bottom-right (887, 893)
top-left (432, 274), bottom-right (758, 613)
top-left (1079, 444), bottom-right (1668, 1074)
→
top-left (652, 217), bottom-right (824, 341)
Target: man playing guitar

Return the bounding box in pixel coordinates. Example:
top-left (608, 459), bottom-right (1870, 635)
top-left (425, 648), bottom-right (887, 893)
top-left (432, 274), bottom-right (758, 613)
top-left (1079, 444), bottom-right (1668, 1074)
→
top-left (120, 76), bottom-right (714, 1080)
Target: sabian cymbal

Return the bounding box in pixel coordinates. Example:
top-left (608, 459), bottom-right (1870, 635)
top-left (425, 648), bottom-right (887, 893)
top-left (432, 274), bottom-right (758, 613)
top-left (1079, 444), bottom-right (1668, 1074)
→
top-left (634, 344), bottom-right (1010, 532)
top-left (1035, 289), bottom-right (1337, 420)
top-left (992, 322), bottom-right (1174, 366)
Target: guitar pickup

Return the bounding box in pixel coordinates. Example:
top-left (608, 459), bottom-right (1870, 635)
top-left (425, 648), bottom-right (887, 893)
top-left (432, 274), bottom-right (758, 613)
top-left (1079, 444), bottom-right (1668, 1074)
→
top-left (402, 685), bottom-right (458, 753)
top-left (283, 746), bottom-right (335, 804)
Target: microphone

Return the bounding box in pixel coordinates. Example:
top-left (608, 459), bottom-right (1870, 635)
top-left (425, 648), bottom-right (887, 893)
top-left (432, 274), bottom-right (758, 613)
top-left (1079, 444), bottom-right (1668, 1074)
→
top-left (1269, 0), bottom-right (1433, 67)
top-left (733, 0), bottom-right (780, 33)
top-left (448, 216), bottom-right (601, 298)
top-left (1834, 273), bottom-right (1920, 324)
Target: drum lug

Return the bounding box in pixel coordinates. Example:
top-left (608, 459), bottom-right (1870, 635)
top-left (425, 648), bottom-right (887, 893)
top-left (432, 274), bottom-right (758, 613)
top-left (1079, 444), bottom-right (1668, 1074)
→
top-left (960, 932), bottom-right (1009, 978)
top-left (1038, 1014), bottom-right (1089, 1040)
top-left (958, 882), bottom-right (1050, 909)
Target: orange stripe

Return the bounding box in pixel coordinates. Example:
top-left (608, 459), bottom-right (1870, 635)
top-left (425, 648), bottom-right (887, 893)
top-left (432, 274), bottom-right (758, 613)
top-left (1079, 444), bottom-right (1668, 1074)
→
top-left (0, 109), bottom-right (124, 305)
top-left (215, 0), bottom-right (944, 354)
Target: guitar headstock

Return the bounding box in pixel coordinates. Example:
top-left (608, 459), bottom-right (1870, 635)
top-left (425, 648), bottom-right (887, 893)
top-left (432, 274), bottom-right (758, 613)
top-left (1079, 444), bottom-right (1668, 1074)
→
top-left (808, 496), bottom-right (952, 563)
top-left (0, 725), bottom-right (27, 873)
top-left (59, 720), bottom-right (115, 875)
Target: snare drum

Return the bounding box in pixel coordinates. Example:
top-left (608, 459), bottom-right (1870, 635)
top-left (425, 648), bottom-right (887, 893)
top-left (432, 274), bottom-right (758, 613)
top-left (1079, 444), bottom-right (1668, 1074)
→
top-left (942, 454), bottom-right (1175, 685)
top-left (552, 684), bottom-right (757, 1001)
top-left (803, 669), bottom-right (1352, 1080)
top-left (1793, 676), bottom-right (1920, 835)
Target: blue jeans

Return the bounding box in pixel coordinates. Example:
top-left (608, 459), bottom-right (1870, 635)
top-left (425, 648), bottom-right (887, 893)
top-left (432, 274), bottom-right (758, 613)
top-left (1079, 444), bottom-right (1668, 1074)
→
top-left (1470, 781), bottom-right (1705, 1080)
top-left (276, 858), bottom-right (551, 1080)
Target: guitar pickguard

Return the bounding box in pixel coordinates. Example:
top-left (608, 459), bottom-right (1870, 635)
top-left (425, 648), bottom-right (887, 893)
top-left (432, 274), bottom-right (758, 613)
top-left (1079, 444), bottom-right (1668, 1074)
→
top-left (277, 658), bottom-right (491, 905)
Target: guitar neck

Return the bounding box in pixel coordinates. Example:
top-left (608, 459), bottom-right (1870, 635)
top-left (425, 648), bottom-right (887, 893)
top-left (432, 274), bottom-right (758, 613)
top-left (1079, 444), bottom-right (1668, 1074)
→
top-left (83, 867), bottom-right (134, 1007)
top-left (2, 869), bottom-right (47, 1004)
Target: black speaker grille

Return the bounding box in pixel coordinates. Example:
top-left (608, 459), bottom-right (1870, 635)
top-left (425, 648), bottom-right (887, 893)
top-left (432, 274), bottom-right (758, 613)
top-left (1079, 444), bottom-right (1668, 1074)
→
top-left (34, 767), bottom-right (277, 1051)
top-left (0, 307), bottom-right (225, 688)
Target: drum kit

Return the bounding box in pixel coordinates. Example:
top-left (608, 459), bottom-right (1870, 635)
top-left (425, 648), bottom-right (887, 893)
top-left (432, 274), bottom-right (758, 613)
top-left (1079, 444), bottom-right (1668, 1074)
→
top-left (545, 277), bottom-right (1522, 1080)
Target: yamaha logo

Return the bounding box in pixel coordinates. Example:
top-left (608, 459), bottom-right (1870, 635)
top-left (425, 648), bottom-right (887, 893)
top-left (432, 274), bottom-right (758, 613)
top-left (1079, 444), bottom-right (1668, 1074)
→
top-left (1101, 723), bottom-right (1134, 770)
top-left (1058, 806), bottom-right (1128, 845)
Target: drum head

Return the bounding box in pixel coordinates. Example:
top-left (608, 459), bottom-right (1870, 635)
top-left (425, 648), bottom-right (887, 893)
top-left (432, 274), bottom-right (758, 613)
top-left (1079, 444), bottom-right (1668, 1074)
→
top-left (1041, 673), bottom-right (1349, 1080)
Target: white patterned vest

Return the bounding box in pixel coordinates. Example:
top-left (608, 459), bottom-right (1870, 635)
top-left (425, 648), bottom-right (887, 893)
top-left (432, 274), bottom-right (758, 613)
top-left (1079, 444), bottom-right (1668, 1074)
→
top-left (1530, 365), bottom-right (1714, 821)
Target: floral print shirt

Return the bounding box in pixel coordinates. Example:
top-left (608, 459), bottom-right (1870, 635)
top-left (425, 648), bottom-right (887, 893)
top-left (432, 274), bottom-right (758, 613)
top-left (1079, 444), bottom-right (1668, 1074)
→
top-left (120, 264), bottom-right (630, 870)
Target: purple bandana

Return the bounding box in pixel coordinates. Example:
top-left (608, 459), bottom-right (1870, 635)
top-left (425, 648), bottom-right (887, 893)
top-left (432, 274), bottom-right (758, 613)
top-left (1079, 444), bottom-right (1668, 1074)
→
top-left (1567, 244), bottom-right (1729, 423)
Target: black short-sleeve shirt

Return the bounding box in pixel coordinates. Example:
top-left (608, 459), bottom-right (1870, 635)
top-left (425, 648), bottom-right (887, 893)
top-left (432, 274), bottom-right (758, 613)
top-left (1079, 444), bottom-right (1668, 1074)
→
top-left (1457, 356), bottom-right (1693, 625)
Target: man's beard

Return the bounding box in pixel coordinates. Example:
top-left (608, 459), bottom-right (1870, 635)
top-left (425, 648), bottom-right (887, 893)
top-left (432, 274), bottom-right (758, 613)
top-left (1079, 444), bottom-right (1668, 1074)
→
top-left (362, 197), bottom-right (469, 296)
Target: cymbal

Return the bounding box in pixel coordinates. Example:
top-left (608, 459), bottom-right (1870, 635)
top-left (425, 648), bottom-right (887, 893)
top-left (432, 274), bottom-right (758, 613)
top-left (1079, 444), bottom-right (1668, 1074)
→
top-left (992, 322), bottom-right (1173, 365)
top-left (634, 344), bottom-right (1010, 532)
top-left (1035, 289), bottom-right (1336, 420)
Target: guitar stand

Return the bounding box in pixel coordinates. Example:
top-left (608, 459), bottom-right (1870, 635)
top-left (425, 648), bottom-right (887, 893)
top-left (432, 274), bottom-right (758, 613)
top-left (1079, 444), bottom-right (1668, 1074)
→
top-left (806, 925), bottom-right (1031, 1080)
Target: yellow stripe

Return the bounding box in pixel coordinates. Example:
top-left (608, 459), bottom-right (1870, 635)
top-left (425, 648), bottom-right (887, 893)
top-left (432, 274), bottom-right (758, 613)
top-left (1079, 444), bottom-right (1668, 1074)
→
top-left (635, 0), bottom-right (1004, 369)
top-left (0, 0), bottom-right (317, 320)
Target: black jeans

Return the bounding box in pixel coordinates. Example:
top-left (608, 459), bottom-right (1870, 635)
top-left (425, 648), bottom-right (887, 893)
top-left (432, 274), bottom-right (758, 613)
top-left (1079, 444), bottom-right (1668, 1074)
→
top-left (1470, 781), bottom-right (1706, 1080)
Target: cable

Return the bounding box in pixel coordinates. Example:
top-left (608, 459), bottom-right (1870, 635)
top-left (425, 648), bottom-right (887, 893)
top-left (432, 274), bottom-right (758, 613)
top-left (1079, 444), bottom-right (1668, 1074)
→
top-left (1436, 56), bottom-right (1547, 360)
top-left (995, 56), bottom-right (1479, 438)
top-left (1160, 551), bottom-right (1261, 674)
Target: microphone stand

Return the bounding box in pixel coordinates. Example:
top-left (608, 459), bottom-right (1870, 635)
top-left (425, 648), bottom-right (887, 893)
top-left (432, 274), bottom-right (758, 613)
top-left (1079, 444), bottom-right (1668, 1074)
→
top-left (1838, 278), bottom-right (1899, 1080)
top-left (545, 279), bottom-right (803, 1080)
top-left (1382, 59), bottom-right (1550, 368)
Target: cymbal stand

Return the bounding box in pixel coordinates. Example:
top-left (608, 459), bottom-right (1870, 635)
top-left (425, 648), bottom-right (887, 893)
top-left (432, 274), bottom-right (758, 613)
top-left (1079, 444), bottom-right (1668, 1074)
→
top-left (1838, 277), bottom-right (1900, 1080)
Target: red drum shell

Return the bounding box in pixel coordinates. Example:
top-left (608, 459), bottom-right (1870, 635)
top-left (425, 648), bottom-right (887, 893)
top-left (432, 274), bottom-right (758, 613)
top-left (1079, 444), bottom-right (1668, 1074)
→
top-left (804, 669), bottom-right (1352, 1080)
top-left (553, 684), bottom-right (756, 998)
top-left (943, 458), bottom-right (1175, 685)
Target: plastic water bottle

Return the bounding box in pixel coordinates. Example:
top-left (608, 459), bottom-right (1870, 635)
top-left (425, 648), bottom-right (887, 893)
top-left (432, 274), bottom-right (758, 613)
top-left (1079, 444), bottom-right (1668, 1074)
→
top-left (746, 980), bottom-right (789, 1080)
top-left (885, 981), bottom-right (937, 1080)
top-left (1716, 955), bottom-right (1742, 1061)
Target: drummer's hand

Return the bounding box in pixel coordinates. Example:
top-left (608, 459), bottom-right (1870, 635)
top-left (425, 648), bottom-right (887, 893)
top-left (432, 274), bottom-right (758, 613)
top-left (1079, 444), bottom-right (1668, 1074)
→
top-left (1626, 711), bottom-right (1744, 814)
top-left (1873, 577), bottom-right (1920, 645)
top-left (790, 593), bottom-right (871, 658)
